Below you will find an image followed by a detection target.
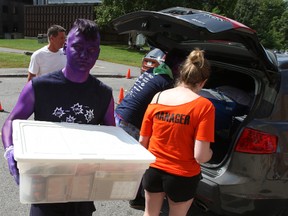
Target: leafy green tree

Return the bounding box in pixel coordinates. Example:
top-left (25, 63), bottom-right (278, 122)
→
top-left (233, 0), bottom-right (287, 49)
top-left (274, 9), bottom-right (288, 49)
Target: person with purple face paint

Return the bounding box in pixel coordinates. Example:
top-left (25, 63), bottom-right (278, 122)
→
top-left (1, 18), bottom-right (115, 216)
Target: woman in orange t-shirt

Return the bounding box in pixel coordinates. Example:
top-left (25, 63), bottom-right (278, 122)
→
top-left (140, 48), bottom-right (215, 216)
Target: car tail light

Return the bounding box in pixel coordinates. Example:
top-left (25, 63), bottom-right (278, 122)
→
top-left (235, 128), bottom-right (278, 154)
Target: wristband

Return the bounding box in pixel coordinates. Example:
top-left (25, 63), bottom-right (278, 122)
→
top-left (4, 145), bottom-right (14, 160)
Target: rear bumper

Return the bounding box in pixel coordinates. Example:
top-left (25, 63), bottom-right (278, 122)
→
top-left (195, 176), bottom-right (288, 216)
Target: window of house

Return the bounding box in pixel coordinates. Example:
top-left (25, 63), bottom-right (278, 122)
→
top-left (13, 7), bottom-right (18, 15)
top-left (13, 24), bottom-right (18, 32)
top-left (2, 5), bottom-right (8, 13)
top-left (3, 25), bottom-right (8, 33)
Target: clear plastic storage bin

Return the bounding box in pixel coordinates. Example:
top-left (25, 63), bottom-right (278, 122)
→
top-left (12, 120), bottom-right (155, 204)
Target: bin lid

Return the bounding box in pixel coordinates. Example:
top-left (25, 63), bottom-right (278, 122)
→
top-left (12, 120), bottom-right (156, 163)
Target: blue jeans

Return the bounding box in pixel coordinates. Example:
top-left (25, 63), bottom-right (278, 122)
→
top-left (114, 113), bottom-right (140, 141)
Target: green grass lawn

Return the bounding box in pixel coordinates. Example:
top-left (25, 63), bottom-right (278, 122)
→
top-left (0, 52), bottom-right (31, 68)
top-left (0, 39), bottom-right (147, 68)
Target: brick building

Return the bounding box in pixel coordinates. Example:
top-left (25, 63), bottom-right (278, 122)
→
top-left (1, 0), bottom-right (126, 43)
top-left (24, 4), bottom-right (97, 37)
top-left (0, 0), bottom-right (33, 39)
top-left (27, 0), bottom-right (126, 43)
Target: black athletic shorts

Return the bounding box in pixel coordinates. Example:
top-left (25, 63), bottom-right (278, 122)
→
top-left (30, 202), bottom-right (96, 216)
top-left (142, 167), bottom-right (202, 202)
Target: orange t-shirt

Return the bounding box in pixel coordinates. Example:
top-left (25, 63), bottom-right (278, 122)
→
top-left (140, 97), bottom-right (215, 177)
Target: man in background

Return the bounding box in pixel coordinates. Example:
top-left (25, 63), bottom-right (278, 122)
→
top-left (27, 24), bottom-right (66, 82)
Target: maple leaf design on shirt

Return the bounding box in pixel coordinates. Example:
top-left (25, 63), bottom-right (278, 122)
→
top-left (71, 103), bottom-right (84, 115)
top-left (66, 115), bottom-right (76, 123)
top-left (85, 109), bottom-right (94, 123)
top-left (52, 107), bottom-right (65, 118)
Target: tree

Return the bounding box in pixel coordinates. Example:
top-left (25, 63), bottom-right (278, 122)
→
top-left (233, 0), bottom-right (287, 49)
top-left (274, 9), bottom-right (288, 49)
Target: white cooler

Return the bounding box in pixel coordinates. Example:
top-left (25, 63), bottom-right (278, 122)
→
top-left (12, 120), bottom-right (155, 204)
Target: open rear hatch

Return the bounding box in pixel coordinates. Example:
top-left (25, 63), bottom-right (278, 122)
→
top-left (112, 7), bottom-right (277, 73)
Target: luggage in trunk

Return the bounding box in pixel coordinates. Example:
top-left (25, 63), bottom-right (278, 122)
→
top-left (201, 68), bottom-right (255, 164)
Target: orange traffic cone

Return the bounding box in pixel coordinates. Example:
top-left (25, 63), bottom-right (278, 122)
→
top-left (118, 87), bottom-right (124, 104)
top-left (126, 68), bottom-right (131, 79)
top-left (0, 102), bottom-right (4, 112)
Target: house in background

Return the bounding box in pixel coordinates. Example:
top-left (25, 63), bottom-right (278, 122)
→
top-left (24, 4), bottom-right (98, 38)
top-left (26, 0), bottom-right (126, 43)
top-left (0, 0), bottom-right (33, 39)
top-left (0, 0), bottom-right (126, 43)
top-left (26, 0), bottom-right (102, 38)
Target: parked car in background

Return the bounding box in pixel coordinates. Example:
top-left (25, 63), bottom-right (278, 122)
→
top-left (113, 7), bottom-right (288, 216)
top-left (140, 48), bottom-right (166, 73)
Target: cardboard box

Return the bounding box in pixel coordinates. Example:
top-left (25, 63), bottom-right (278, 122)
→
top-left (12, 120), bottom-right (155, 204)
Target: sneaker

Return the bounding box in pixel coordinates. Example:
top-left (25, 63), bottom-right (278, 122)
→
top-left (129, 197), bottom-right (145, 211)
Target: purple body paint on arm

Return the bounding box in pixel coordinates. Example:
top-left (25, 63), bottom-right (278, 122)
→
top-left (1, 81), bottom-right (35, 185)
top-left (1, 81), bottom-right (35, 149)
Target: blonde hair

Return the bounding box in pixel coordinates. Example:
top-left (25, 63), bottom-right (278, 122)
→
top-left (177, 48), bottom-right (211, 88)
